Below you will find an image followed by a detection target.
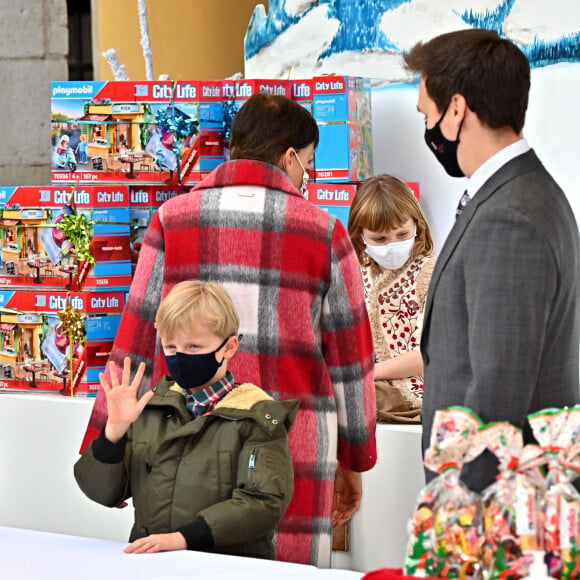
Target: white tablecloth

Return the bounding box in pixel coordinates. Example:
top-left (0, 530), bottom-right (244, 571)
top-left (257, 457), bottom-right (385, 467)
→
top-left (0, 526), bottom-right (363, 580)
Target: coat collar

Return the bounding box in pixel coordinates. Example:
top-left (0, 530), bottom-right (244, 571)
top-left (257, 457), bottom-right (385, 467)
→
top-left (192, 159), bottom-right (305, 201)
top-left (145, 376), bottom-right (298, 434)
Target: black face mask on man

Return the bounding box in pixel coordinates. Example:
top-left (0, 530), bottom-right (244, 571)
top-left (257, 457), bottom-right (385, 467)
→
top-left (424, 104), bottom-right (465, 178)
top-left (164, 337), bottom-right (229, 390)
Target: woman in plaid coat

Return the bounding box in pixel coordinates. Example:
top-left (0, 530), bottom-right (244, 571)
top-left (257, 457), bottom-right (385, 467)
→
top-left (80, 93), bottom-right (377, 568)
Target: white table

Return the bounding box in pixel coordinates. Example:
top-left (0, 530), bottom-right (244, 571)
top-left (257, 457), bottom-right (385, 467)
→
top-left (0, 393), bottom-right (425, 572)
top-left (0, 526), bottom-right (363, 579)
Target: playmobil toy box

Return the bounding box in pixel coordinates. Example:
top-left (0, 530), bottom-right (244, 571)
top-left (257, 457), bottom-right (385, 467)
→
top-left (129, 185), bottom-right (180, 272)
top-left (305, 182), bottom-right (420, 229)
top-left (305, 182), bottom-right (358, 229)
top-left (0, 289), bottom-right (124, 395)
top-left (312, 75), bottom-right (373, 182)
top-left (290, 79), bottom-right (314, 113)
top-left (312, 75), bottom-right (371, 125)
top-left (314, 122), bottom-right (373, 182)
top-left (51, 80), bottom-right (213, 185)
top-left (0, 185), bottom-right (132, 291)
top-left (184, 79), bottom-right (226, 184)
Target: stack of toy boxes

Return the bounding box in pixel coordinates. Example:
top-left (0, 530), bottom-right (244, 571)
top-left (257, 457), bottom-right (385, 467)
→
top-left (128, 185), bottom-right (180, 274)
top-left (312, 75), bottom-right (373, 183)
top-left (51, 80), bottom-right (202, 187)
top-left (0, 185), bottom-right (131, 395)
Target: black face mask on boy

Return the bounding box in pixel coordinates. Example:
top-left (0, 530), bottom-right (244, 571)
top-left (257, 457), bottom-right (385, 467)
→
top-left (424, 104), bottom-right (464, 178)
top-left (164, 337), bottom-right (229, 390)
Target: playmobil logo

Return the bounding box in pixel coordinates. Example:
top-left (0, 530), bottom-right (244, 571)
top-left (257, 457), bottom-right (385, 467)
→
top-left (315, 80), bottom-right (345, 92)
top-left (152, 84), bottom-right (197, 99)
top-left (316, 188), bottom-right (351, 202)
top-left (292, 83), bottom-right (311, 99)
top-left (52, 84), bottom-right (94, 97)
top-left (54, 189), bottom-right (90, 205)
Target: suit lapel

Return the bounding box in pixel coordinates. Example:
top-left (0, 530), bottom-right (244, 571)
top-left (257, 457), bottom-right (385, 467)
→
top-left (422, 150), bottom-right (541, 338)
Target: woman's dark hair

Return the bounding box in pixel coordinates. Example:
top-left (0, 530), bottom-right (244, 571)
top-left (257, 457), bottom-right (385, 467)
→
top-left (403, 28), bottom-right (530, 134)
top-left (229, 92), bottom-right (319, 164)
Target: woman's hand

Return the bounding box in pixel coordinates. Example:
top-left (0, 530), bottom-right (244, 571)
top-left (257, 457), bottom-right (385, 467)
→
top-left (102, 357), bottom-right (153, 443)
top-left (332, 464), bottom-right (362, 528)
top-left (124, 532), bottom-right (187, 554)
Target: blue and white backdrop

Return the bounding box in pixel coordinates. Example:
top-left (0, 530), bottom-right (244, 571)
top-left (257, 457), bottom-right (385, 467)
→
top-left (244, 0), bottom-right (580, 251)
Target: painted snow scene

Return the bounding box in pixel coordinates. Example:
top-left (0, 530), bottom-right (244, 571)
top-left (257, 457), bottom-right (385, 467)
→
top-left (245, 0), bottom-right (580, 81)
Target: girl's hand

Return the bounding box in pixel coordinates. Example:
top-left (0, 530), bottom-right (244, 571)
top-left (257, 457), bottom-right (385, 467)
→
top-left (124, 532), bottom-right (187, 554)
top-left (102, 357), bottom-right (153, 442)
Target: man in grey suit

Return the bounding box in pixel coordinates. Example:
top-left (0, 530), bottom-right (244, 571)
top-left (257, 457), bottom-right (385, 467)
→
top-left (403, 29), bottom-right (580, 492)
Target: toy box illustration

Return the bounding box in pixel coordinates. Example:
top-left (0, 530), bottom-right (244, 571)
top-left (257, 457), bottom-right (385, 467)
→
top-left (0, 185), bottom-right (132, 291)
top-left (305, 182), bottom-right (419, 229)
top-left (0, 290), bottom-right (124, 395)
top-left (129, 185), bottom-right (181, 272)
top-left (51, 80), bottom-right (221, 186)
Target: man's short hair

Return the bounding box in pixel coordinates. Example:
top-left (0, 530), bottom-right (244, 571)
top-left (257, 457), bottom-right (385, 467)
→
top-left (155, 280), bottom-right (240, 340)
top-left (403, 28), bottom-right (530, 133)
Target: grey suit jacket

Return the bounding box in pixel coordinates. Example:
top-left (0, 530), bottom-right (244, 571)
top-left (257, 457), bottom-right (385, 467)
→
top-left (421, 149), bottom-right (580, 492)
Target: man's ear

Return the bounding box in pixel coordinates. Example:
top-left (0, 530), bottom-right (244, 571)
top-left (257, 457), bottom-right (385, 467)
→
top-left (449, 93), bottom-right (467, 125)
top-left (223, 336), bottom-right (239, 360)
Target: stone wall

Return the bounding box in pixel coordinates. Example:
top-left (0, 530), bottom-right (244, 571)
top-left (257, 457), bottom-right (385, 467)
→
top-left (0, 0), bottom-right (68, 185)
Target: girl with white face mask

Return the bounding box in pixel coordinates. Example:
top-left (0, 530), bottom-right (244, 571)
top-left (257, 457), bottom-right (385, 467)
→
top-left (348, 174), bottom-right (437, 412)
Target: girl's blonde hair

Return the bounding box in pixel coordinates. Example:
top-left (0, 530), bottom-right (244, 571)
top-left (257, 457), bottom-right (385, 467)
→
top-left (155, 280), bottom-right (239, 340)
top-left (347, 174), bottom-right (434, 266)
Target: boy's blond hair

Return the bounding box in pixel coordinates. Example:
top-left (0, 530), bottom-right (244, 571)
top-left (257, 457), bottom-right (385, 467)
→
top-left (155, 280), bottom-right (240, 340)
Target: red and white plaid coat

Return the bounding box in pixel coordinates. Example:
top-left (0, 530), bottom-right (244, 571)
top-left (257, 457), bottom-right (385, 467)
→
top-left (80, 159), bottom-right (377, 567)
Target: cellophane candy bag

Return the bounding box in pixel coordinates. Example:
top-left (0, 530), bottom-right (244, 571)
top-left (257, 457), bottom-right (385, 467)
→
top-left (479, 422), bottom-right (547, 580)
top-left (529, 406), bottom-right (580, 579)
top-left (404, 407), bottom-right (485, 579)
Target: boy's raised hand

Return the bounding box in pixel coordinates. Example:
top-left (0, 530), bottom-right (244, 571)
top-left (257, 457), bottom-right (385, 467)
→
top-left (103, 357), bottom-right (153, 443)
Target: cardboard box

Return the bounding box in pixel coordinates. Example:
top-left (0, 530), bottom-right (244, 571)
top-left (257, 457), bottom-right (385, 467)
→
top-left (312, 76), bottom-right (373, 182)
top-left (313, 75), bottom-right (358, 124)
top-left (0, 185), bottom-right (132, 291)
top-left (290, 79), bottom-right (314, 113)
top-left (0, 289), bottom-right (124, 395)
top-left (305, 182), bottom-right (358, 229)
top-left (51, 80), bottom-right (201, 185)
top-left (313, 122), bottom-right (373, 182)
top-left (128, 185), bottom-right (181, 272)
top-left (305, 181), bottom-right (420, 229)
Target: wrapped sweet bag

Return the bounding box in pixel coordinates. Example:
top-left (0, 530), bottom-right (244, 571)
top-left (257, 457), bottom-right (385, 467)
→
top-left (478, 422), bottom-right (547, 580)
top-left (403, 407), bottom-right (485, 579)
top-left (529, 406), bottom-right (580, 579)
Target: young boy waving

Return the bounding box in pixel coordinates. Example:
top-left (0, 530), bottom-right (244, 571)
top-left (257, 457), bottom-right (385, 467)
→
top-left (75, 280), bottom-right (298, 559)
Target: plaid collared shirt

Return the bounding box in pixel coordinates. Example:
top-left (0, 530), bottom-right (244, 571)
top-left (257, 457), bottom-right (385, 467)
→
top-left (183, 370), bottom-right (235, 417)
